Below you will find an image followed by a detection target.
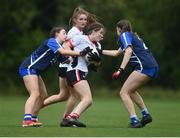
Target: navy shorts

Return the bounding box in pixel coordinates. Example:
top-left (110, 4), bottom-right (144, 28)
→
top-left (66, 69), bottom-right (88, 86)
top-left (19, 68), bottom-right (39, 78)
top-left (138, 67), bottom-right (158, 79)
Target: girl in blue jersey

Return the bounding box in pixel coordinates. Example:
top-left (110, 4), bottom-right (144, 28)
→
top-left (19, 27), bottom-right (91, 127)
top-left (101, 19), bottom-right (158, 128)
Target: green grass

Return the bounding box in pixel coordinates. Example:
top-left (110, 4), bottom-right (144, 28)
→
top-left (0, 96), bottom-right (180, 137)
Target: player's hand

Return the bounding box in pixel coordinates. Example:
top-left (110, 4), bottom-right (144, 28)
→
top-left (50, 53), bottom-right (60, 66)
top-left (112, 68), bottom-right (124, 80)
top-left (87, 52), bottom-right (101, 62)
top-left (96, 48), bottom-right (102, 55)
top-left (79, 47), bottom-right (92, 56)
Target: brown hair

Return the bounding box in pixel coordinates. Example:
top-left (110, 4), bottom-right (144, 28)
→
top-left (49, 27), bottom-right (64, 38)
top-left (116, 19), bottom-right (132, 33)
top-left (86, 22), bottom-right (104, 35)
top-left (69, 6), bottom-right (99, 29)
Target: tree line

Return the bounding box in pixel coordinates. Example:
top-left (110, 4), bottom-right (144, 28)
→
top-left (0, 0), bottom-right (180, 92)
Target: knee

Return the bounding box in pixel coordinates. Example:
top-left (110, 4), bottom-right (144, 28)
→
top-left (119, 89), bottom-right (129, 99)
top-left (30, 91), bottom-right (41, 99)
top-left (41, 93), bottom-right (48, 100)
top-left (58, 91), bottom-right (69, 101)
top-left (58, 92), bottom-right (69, 101)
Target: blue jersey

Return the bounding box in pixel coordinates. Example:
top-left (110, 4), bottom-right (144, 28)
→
top-left (119, 32), bottom-right (158, 70)
top-left (20, 38), bottom-right (69, 71)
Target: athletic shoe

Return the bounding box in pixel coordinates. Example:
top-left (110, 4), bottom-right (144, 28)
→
top-left (128, 122), bottom-right (142, 128)
top-left (60, 118), bottom-right (73, 127)
top-left (22, 120), bottom-right (36, 127)
top-left (141, 114), bottom-right (152, 127)
top-left (68, 118), bottom-right (86, 127)
top-left (60, 118), bottom-right (86, 127)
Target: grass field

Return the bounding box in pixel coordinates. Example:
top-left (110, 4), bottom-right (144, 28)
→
top-left (0, 96), bottom-right (180, 137)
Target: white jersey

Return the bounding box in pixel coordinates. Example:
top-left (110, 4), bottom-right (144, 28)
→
top-left (67, 35), bottom-right (98, 73)
top-left (96, 42), bottom-right (101, 49)
top-left (59, 27), bottom-right (83, 68)
top-left (67, 26), bottom-right (83, 39)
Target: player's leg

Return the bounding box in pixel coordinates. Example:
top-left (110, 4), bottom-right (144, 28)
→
top-left (62, 87), bottom-right (78, 118)
top-left (31, 76), bottom-right (48, 126)
top-left (130, 91), bottom-right (145, 110)
top-left (65, 80), bottom-right (92, 127)
top-left (119, 70), bottom-right (150, 128)
top-left (130, 91), bottom-right (152, 126)
top-left (22, 75), bottom-right (41, 127)
top-left (62, 70), bottom-right (92, 127)
top-left (130, 91), bottom-right (151, 115)
top-left (43, 77), bottom-right (69, 106)
top-left (60, 88), bottom-right (79, 127)
top-left (70, 80), bottom-right (92, 115)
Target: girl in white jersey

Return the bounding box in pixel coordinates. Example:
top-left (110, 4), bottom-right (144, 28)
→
top-left (42, 7), bottom-right (100, 125)
top-left (43, 7), bottom-right (86, 108)
top-left (61, 22), bottom-right (105, 127)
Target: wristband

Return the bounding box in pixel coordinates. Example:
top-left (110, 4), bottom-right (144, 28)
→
top-left (118, 67), bottom-right (124, 71)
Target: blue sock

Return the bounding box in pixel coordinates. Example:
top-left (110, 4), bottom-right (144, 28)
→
top-left (141, 108), bottom-right (149, 117)
top-left (130, 115), bottom-right (139, 124)
top-left (24, 114), bottom-right (32, 121)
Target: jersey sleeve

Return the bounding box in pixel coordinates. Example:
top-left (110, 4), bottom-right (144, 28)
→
top-left (67, 27), bottom-right (83, 39)
top-left (67, 31), bottom-right (76, 39)
top-left (47, 38), bottom-right (62, 53)
top-left (118, 47), bottom-right (123, 53)
top-left (119, 32), bottom-right (133, 51)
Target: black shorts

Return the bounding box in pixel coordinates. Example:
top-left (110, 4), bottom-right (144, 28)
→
top-left (58, 67), bottom-right (67, 78)
top-left (66, 69), bottom-right (88, 86)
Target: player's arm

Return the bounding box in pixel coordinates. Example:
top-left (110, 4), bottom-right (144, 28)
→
top-left (102, 49), bottom-right (122, 56)
top-left (58, 40), bottom-right (79, 56)
top-left (118, 32), bottom-right (133, 69)
top-left (58, 47), bottom-right (80, 56)
top-left (47, 38), bottom-right (79, 56)
top-left (119, 46), bottom-right (132, 69)
top-left (58, 40), bottom-right (91, 56)
top-left (62, 40), bottom-right (72, 50)
top-left (111, 46), bottom-right (132, 80)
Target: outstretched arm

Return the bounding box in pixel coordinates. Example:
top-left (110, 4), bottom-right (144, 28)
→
top-left (58, 41), bottom-right (92, 57)
top-left (58, 48), bottom-right (80, 56)
top-left (111, 46), bottom-right (132, 80)
top-left (102, 49), bottom-right (122, 57)
top-left (58, 41), bottom-right (80, 56)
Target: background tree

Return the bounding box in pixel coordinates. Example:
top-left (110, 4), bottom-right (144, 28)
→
top-left (0, 0), bottom-right (180, 95)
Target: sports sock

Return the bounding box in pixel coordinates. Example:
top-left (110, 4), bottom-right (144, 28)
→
top-left (24, 114), bottom-right (32, 121)
top-left (130, 115), bottom-right (139, 124)
top-left (32, 116), bottom-right (38, 122)
top-left (67, 113), bottom-right (80, 119)
top-left (141, 108), bottom-right (149, 117)
top-left (63, 114), bottom-right (69, 119)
